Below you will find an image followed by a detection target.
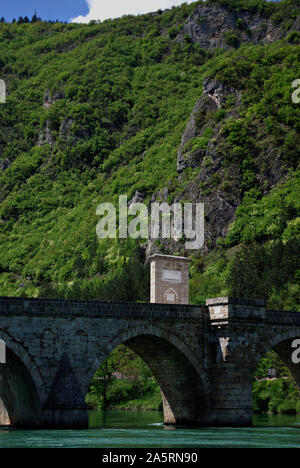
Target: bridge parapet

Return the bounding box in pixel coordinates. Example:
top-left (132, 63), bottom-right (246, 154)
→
top-left (265, 309), bottom-right (300, 325)
top-left (0, 297), bottom-right (207, 320)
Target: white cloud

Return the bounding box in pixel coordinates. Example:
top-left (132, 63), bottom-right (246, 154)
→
top-left (71, 0), bottom-right (194, 23)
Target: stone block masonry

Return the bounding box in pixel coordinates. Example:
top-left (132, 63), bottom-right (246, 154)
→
top-left (0, 296), bottom-right (299, 428)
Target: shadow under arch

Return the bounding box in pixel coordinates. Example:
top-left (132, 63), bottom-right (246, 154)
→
top-left (0, 345), bottom-right (42, 428)
top-left (90, 325), bottom-right (211, 426)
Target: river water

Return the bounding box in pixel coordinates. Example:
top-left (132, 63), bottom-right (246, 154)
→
top-left (0, 411), bottom-right (300, 448)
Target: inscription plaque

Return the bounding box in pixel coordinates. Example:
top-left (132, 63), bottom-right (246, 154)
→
top-left (162, 270), bottom-right (182, 283)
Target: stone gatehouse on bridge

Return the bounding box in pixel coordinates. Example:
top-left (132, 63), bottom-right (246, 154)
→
top-left (0, 296), bottom-right (299, 428)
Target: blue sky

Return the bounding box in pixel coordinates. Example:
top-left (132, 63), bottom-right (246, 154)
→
top-left (0, 0), bottom-right (195, 23)
top-left (0, 0), bottom-right (280, 23)
top-left (0, 0), bottom-right (89, 22)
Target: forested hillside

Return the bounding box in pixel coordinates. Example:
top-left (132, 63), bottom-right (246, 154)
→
top-left (0, 0), bottom-right (299, 311)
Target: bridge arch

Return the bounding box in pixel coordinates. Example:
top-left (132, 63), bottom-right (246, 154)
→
top-left (88, 325), bottom-right (210, 426)
top-left (0, 332), bottom-right (43, 427)
top-left (255, 328), bottom-right (300, 389)
top-left (255, 328), bottom-right (300, 366)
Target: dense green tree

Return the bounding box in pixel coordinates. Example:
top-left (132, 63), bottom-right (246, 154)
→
top-left (31, 12), bottom-right (39, 23)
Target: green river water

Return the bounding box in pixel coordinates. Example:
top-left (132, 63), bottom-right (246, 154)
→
top-left (0, 411), bottom-right (300, 448)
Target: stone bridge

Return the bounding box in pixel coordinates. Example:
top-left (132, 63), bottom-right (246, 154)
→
top-left (0, 296), bottom-right (300, 429)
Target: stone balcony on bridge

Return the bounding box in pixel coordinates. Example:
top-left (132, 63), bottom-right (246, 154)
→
top-left (206, 297), bottom-right (266, 324)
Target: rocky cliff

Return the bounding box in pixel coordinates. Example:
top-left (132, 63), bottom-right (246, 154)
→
top-left (176, 2), bottom-right (290, 49)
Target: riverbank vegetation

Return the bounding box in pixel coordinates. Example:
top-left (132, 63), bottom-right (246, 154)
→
top-left (253, 351), bottom-right (300, 414)
top-left (86, 345), bottom-right (163, 411)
